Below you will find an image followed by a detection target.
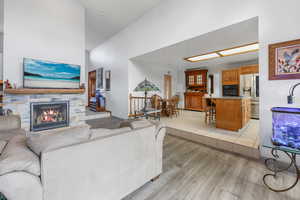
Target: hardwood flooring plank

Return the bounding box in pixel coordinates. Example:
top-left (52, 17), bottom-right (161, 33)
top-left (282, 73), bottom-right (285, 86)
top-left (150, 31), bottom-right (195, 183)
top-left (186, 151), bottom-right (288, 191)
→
top-left (122, 136), bottom-right (299, 200)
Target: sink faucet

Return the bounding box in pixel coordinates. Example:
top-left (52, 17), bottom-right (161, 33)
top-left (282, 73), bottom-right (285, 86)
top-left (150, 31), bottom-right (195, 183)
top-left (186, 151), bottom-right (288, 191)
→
top-left (288, 83), bottom-right (300, 104)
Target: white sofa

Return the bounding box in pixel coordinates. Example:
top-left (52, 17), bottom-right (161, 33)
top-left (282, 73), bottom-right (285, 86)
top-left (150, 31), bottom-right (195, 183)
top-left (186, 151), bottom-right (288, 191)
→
top-left (0, 119), bottom-right (166, 200)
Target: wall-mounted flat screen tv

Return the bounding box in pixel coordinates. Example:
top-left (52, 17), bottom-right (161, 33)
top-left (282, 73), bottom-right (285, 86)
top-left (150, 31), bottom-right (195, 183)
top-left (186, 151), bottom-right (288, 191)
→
top-left (23, 58), bottom-right (81, 89)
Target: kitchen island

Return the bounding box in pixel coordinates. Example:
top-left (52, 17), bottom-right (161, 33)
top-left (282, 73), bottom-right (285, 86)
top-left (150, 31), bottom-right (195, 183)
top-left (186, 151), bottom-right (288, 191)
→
top-left (206, 96), bottom-right (251, 131)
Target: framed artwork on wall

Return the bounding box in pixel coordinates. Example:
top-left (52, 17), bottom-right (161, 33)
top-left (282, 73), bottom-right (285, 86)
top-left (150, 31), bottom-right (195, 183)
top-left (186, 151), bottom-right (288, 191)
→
top-left (96, 68), bottom-right (103, 89)
top-left (23, 58), bottom-right (81, 89)
top-left (269, 39), bottom-right (300, 80)
top-left (105, 70), bottom-right (111, 91)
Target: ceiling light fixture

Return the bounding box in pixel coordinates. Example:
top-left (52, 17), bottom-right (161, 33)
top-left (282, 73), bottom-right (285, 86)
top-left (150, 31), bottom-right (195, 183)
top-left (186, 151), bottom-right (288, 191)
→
top-left (219, 42), bottom-right (259, 57)
top-left (185, 53), bottom-right (220, 62)
top-left (184, 42), bottom-right (259, 63)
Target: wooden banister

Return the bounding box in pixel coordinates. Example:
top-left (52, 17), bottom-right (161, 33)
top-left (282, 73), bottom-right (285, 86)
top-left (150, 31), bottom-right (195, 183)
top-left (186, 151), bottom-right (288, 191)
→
top-left (128, 93), bottom-right (152, 118)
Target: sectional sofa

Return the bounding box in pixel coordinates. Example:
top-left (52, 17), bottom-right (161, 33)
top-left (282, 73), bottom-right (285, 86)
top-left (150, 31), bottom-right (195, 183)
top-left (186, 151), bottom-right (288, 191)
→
top-left (0, 116), bottom-right (166, 200)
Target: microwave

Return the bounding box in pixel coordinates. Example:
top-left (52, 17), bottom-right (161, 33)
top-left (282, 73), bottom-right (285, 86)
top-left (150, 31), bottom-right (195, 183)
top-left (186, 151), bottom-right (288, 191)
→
top-left (223, 85), bottom-right (239, 96)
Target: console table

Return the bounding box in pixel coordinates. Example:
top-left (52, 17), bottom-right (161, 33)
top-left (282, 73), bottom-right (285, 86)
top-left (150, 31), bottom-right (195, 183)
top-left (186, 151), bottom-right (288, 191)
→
top-left (262, 140), bottom-right (300, 192)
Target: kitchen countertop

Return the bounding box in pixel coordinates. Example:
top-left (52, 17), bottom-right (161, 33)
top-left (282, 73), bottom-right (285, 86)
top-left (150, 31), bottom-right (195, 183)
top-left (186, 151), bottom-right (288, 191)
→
top-left (204, 96), bottom-right (252, 99)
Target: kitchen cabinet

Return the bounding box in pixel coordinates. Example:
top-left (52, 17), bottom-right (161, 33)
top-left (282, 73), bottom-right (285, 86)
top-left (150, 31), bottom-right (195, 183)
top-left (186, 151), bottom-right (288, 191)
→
top-left (184, 92), bottom-right (205, 111)
top-left (222, 69), bottom-right (240, 85)
top-left (215, 98), bottom-right (251, 131)
top-left (240, 64), bottom-right (259, 75)
top-left (241, 98), bottom-right (251, 126)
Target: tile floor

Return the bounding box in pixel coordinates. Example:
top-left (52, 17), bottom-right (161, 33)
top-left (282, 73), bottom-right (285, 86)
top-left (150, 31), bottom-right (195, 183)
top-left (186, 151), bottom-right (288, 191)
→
top-left (84, 107), bottom-right (111, 120)
top-left (161, 111), bottom-right (260, 159)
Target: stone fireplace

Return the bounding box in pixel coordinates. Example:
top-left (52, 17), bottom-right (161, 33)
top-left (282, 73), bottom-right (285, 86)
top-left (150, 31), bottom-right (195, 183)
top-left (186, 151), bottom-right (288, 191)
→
top-left (4, 93), bottom-right (86, 131)
top-left (30, 101), bottom-right (69, 132)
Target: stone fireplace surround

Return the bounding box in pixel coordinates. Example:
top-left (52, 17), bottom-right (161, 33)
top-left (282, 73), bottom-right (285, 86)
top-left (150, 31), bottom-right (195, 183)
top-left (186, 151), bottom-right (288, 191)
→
top-left (4, 93), bottom-right (86, 132)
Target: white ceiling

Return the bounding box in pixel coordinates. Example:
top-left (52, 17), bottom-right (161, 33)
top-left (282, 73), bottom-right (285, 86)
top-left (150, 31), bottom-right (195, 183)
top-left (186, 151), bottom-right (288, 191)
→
top-left (131, 17), bottom-right (259, 70)
top-left (76, 0), bottom-right (164, 50)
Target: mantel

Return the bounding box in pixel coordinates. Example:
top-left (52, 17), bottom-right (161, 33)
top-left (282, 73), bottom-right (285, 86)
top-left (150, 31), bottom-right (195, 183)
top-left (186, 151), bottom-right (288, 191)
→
top-left (4, 88), bottom-right (85, 94)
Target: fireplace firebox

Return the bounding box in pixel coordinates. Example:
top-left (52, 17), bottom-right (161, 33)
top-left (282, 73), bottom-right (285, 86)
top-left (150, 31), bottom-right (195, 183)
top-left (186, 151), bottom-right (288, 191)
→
top-left (30, 101), bottom-right (69, 132)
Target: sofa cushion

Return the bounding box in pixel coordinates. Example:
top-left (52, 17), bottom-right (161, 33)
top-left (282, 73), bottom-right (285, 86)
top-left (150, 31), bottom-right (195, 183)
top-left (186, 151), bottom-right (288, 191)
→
top-left (0, 135), bottom-right (40, 176)
top-left (130, 120), bottom-right (153, 129)
top-left (0, 140), bottom-right (7, 154)
top-left (0, 129), bottom-right (26, 141)
top-left (0, 115), bottom-right (21, 131)
top-left (90, 127), bottom-right (132, 140)
top-left (27, 125), bottom-right (91, 155)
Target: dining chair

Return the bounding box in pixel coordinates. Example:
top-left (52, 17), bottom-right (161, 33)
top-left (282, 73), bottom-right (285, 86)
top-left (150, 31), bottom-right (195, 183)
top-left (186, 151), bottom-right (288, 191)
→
top-left (148, 94), bottom-right (162, 120)
top-left (166, 98), bottom-right (177, 118)
top-left (202, 98), bottom-right (215, 124)
top-left (150, 94), bottom-right (162, 110)
top-left (169, 95), bottom-right (179, 115)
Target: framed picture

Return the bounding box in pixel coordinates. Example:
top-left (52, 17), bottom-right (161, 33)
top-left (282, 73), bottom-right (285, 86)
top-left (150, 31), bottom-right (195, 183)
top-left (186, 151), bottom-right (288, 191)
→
top-left (269, 39), bottom-right (300, 80)
top-left (96, 68), bottom-right (103, 89)
top-left (105, 70), bottom-right (111, 91)
top-left (23, 58), bottom-right (81, 89)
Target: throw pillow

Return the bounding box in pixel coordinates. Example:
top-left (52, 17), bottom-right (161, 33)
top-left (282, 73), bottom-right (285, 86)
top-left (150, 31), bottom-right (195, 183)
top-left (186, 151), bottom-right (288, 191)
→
top-left (27, 125), bottom-right (91, 155)
top-left (0, 135), bottom-right (40, 176)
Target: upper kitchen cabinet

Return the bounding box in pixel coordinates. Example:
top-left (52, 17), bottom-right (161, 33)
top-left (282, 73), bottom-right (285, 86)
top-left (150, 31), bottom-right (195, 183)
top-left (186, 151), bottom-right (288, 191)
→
top-left (240, 64), bottom-right (259, 75)
top-left (185, 69), bottom-right (208, 88)
top-left (222, 68), bottom-right (240, 85)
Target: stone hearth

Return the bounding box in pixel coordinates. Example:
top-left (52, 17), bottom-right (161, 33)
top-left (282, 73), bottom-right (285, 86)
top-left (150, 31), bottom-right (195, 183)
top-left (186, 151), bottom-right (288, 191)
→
top-left (4, 94), bottom-right (86, 131)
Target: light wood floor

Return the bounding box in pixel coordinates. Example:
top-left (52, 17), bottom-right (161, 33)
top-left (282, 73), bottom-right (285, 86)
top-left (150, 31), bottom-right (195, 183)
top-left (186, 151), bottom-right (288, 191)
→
top-left (124, 135), bottom-right (299, 200)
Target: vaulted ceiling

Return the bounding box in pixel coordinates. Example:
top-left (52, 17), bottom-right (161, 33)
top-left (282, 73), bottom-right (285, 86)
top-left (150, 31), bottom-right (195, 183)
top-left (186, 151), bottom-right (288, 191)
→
top-left (0, 0), bottom-right (163, 50)
top-left (131, 17), bottom-right (259, 70)
top-left (76, 0), bottom-right (164, 51)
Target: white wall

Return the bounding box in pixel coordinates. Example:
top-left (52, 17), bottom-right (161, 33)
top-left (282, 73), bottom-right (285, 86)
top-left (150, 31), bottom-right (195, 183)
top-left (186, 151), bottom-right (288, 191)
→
top-left (0, 0), bottom-right (3, 79)
top-left (0, 53), bottom-right (2, 80)
top-left (3, 0), bottom-right (86, 89)
top-left (90, 0), bottom-right (300, 158)
top-left (0, 0), bottom-right (3, 33)
top-left (0, 33), bottom-right (3, 53)
top-left (129, 61), bottom-right (187, 108)
top-left (129, 61), bottom-right (179, 96)
top-left (85, 50), bottom-right (90, 105)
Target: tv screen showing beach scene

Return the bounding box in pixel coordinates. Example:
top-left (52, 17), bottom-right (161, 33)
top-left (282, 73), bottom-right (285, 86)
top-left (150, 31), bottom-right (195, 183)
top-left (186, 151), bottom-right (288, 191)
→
top-left (23, 58), bottom-right (81, 89)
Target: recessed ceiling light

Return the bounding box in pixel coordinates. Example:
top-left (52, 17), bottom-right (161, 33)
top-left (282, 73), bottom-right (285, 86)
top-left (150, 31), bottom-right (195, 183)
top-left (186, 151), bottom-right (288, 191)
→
top-left (219, 43), bottom-right (259, 56)
top-left (185, 53), bottom-right (220, 62)
top-left (184, 42), bottom-right (259, 63)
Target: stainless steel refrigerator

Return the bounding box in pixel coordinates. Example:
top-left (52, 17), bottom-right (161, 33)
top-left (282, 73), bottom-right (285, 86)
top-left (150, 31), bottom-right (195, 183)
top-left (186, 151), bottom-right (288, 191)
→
top-left (240, 73), bottom-right (259, 119)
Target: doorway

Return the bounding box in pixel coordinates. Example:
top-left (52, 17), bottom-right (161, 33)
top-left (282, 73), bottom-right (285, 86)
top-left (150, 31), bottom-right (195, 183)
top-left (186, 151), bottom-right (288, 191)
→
top-left (88, 70), bottom-right (96, 106)
top-left (164, 74), bottom-right (172, 99)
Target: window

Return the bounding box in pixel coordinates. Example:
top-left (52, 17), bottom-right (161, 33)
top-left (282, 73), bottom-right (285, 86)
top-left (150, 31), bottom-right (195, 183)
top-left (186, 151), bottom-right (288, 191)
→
top-left (189, 75), bottom-right (194, 85)
top-left (196, 75), bottom-right (202, 85)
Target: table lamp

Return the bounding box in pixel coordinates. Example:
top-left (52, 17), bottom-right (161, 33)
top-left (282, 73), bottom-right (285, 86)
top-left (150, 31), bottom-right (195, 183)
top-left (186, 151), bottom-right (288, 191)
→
top-left (134, 78), bottom-right (160, 112)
